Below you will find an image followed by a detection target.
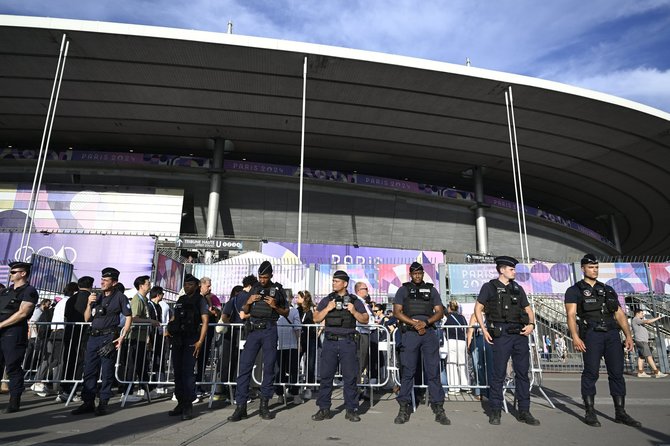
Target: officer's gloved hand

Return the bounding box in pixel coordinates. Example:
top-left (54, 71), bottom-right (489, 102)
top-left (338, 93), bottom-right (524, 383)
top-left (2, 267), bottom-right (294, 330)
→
top-left (263, 296), bottom-right (277, 309)
top-left (325, 300), bottom-right (337, 312)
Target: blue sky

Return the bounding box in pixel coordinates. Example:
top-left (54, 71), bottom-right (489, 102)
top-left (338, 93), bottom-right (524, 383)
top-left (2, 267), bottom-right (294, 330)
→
top-left (2, 0), bottom-right (670, 112)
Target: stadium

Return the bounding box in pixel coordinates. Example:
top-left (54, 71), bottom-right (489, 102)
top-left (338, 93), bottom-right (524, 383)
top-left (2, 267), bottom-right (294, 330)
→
top-left (0, 14), bottom-right (669, 445)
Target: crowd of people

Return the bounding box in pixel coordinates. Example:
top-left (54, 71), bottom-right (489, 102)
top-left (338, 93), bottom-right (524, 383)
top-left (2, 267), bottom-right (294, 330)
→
top-left (0, 254), bottom-right (664, 428)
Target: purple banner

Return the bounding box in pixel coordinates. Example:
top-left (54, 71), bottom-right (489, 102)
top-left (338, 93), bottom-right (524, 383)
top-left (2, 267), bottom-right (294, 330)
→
top-left (1, 147), bottom-right (612, 246)
top-left (261, 242), bottom-right (443, 265)
top-left (0, 232), bottom-right (155, 286)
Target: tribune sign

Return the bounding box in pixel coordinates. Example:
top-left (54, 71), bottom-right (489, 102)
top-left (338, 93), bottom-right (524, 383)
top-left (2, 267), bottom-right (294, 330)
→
top-left (176, 237), bottom-right (244, 251)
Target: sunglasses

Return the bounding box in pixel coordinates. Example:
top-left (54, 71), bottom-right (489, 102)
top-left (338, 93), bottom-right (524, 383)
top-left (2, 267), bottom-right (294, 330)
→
top-left (10, 270), bottom-right (24, 275)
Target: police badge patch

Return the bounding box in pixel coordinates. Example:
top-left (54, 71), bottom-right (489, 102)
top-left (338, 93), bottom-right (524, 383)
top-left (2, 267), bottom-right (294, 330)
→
top-left (583, 289), bottom-right (592, 297)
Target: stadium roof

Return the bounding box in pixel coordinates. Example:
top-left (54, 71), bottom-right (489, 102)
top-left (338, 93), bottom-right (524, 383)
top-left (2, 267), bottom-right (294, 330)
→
top-left (1, 15), bottom-right (669, 255)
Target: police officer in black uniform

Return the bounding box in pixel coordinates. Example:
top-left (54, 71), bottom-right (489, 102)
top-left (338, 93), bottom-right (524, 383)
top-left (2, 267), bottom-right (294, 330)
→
top-left (72, 267), bottom-right (132, 416)
top-left (0, 261), bottom-right (38, 413)
top-left (564, 253), bottom-right (640, 428)
top-left (474, 256), bottom-right (540, 426)
top-left (166, 274), bottom-right (209, 421)
top-left (393, 262), bottom-right (450, 425)
top-left (228, 261), bottom-right (289, 422)
top-left (311, 270), bottom-right (369, 422)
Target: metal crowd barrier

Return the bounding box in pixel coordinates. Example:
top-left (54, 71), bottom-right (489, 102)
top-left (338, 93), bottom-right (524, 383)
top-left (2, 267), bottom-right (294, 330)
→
top-left (15, 321), bottom-right (524, 410)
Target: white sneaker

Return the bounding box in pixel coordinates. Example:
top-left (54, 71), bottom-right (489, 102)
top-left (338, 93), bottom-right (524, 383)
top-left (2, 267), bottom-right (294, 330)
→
top-left (302, 389), bottom-right (313, 400)
top-left (193, 397), bottom-right (200, 404)
top-left (292, 395), bottom-right (302, 405)
top-left (637, 372), bottom-right (651, 378)
top-left (171, 393), bottom-right (177, 401)
top-left (33, 382), bottom-right (45, 393)
top-left (654, 371), bottom-right (667, 378)
top-left (125, 394), bottom-right (143, 403)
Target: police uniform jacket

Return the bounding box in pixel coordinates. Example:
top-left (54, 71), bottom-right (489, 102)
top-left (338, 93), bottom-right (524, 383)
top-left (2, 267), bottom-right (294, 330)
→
top-left (317, 292), bottom-right (367, 335)
top-left (564, 280), bottom-right (620, 330)
top-left (477, 279), bottom-right (530, 324)
top-left (90, 289), bottom-right (132, 331)
top-left (0, 283), bottom-right (39, 331)
top-left (393, 281), bottom-right (441, 322)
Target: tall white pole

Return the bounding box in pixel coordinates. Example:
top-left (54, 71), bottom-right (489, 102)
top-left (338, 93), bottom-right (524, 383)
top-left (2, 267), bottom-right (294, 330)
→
top-left (508, 87), bottom-right (531, 262)
top-left (19, 34), bottom-right (67, 261)
top-left (505, 91), bottom-right (525, 262)
top-left (297, 57), bottom-right (307, 263)
top-left (24, 40), bottom-right (70, 260)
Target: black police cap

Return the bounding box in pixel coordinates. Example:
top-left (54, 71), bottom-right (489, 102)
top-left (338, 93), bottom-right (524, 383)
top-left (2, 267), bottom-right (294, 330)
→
top-left (101, 267), bottom-right (120, 280)
top-left (581, 253), bottom-right (599, 266)
top-left (333, 270), bottom-right (350, 282)
top-left (409, 262), bottom-right (424, 273)
top-left (494, 256), bottom-right (519, 267)
top-left (183, 273), bottom-right (199, 284)
top-left (258, 261), bottom-right (273, 276)
top-left (8, 261), bottom-right (31, 272)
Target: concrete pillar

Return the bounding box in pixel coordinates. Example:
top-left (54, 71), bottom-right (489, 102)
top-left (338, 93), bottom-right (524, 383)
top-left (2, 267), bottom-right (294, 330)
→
top-left (610, 214), bottom-right (622, 254)
top-left (204, 138), bottom-right (225, 263)
top-left (473, 166), bottom-right (489, 254)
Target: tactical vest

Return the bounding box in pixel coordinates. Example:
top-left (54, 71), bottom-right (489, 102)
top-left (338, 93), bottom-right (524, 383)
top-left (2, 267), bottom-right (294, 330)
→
top-left (172, 294), bottom-right (204, 335)
top-left (249, 283), bottom-right (282, 321)
top-left (485, 280), bottom-right (526, 324)
top-left (0, 288), bottom-right (21, 322)
top-left (402, 282), bottom-right (434, 318)
top-left (576, 280), bottom-right (618, 323)
top-left (324, 293), bottom-right (358, 329)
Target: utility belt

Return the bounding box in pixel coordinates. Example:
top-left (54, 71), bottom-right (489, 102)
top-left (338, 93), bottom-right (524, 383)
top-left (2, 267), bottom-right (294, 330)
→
top-left (245, 319), bottom-right (276, 332)
top-left (325, 332), bottom-right (359, 342)
top-left (400, 322), bottom-right (434, 333)
top-left (580, 319), bottom-right (617, 335)
top-left (90, 327), bottom-right (117, 337)
top-left (487, 322), bottom-right (524, 338)
top-left (89, 327), bottom-right (117, 337)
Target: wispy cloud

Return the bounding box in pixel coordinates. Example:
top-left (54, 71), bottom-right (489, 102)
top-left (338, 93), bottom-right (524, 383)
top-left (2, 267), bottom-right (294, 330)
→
top-left (2, 0), bottom-right (669, 111)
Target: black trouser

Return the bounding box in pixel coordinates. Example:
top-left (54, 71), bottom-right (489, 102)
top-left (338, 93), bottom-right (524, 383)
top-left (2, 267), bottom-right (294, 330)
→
top-left (195, 326), bottom-right (215, 393)
top-left (275, 348), bottom-right (300, 396)
top-left (0, 325), bottom-right (28, 398)
top-left (60, 326), bottom-right (88, 394)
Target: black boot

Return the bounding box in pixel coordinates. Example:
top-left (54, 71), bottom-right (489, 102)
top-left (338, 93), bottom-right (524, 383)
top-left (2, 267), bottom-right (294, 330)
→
top-left (613, 396), bottom-right (641, 427)
top-left (259, 398), bottom-right (274, 420)
top-left (517, 410), bottom-right (540, 426)
top-left (345, 409), bottom-right (361, 422)
top-left (394, 401), bottom-right (411, 424)
top-left (181, 403), bottom-right (193, 421)
top-left (71, 400), bottom-right (96, 415)
top-left (228, 404), bottom-right (248, 422)
top-left (489, 409), bottom-right (501, 425)
top-left (431, 403), bottom-right (451, 425)
top-left (311, 408), bottom-right (331, 421)
top-left (94, 400), bottom-right (109, 416)
top-left (3, 396), bottom-right (20, 413)
top-left (168, 402), bottom-right (183, 416)
top-left (583, 395), bottom-right (601, 427)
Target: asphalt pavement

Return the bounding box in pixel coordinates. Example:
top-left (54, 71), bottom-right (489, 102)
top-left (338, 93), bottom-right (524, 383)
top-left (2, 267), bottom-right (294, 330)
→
top-left (1, 374), bottom-right (669, 446)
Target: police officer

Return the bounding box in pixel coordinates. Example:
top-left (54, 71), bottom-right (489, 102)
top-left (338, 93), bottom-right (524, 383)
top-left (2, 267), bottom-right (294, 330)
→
top-left (393, 262), bottom-right (450, 425)
top-left (72, 267), bottom-right (132, 416)
top-left (311, 270), bottom-right (369, 422)
top-left (474, 256), bottom-right (540, 426)
top-left (228, 261), bottom-right (289, 422)
top-left (564, 253), bottom-right (640, 427)
top-left (166, 274), bottom-right (209, 421)
top-left (0, 261), bottom-right (38, 413)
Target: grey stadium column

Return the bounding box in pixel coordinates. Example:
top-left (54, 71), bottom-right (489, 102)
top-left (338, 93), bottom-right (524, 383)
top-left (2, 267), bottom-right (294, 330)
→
top-left (609, 214), bottom-right (622, 254)
top-left (473, 166), bottom-right (489, 255)
top-left (204, 138), bottom-right (225, 263)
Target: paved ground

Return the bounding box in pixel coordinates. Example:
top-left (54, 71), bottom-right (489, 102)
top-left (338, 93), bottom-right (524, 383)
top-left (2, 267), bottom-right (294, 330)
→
top-left (1, 374), bottom-right (669, 446)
